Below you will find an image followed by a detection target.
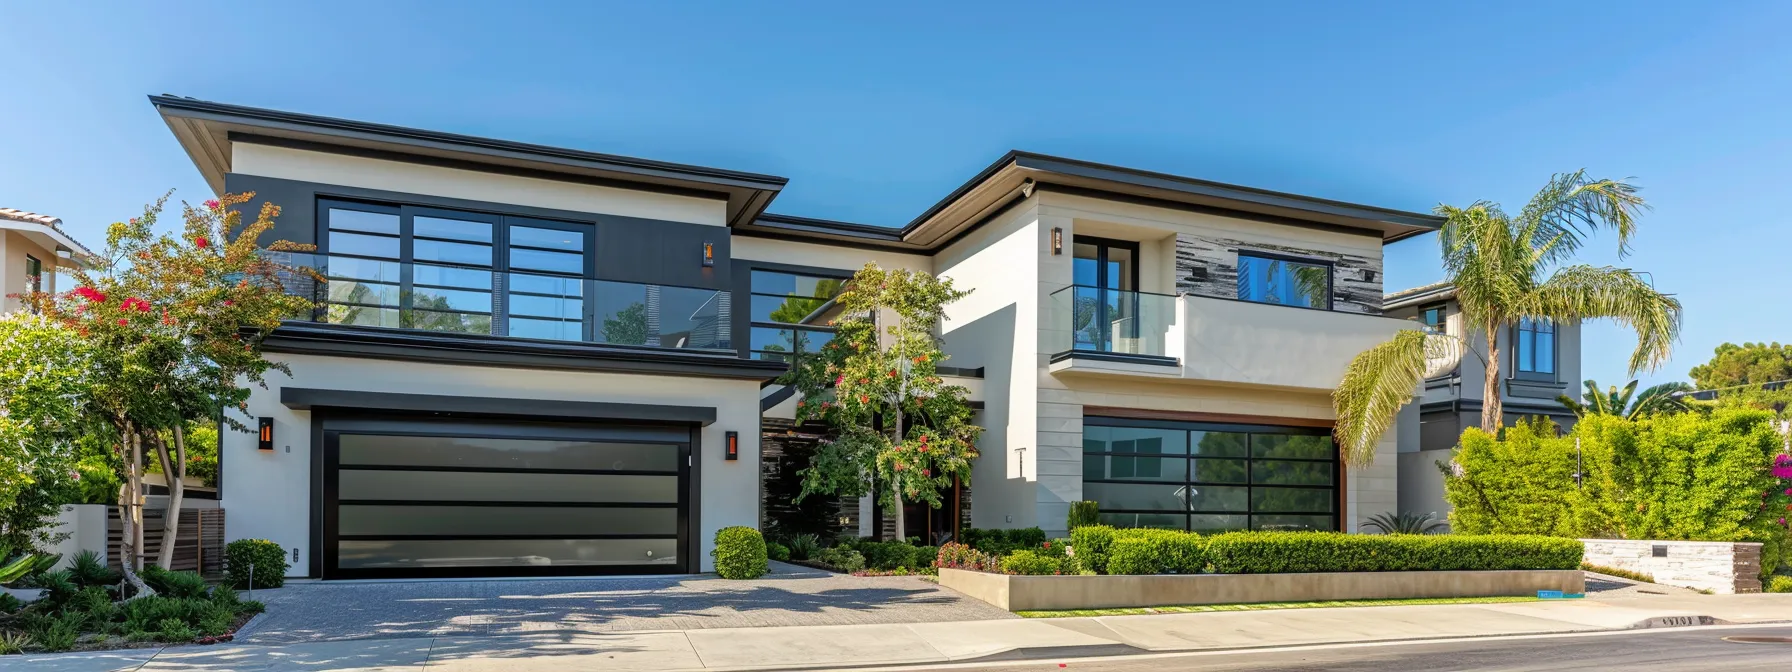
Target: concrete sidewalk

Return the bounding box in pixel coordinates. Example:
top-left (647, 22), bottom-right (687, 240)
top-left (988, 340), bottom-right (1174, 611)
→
top-left (15, 593), bottom-right (1792, 671)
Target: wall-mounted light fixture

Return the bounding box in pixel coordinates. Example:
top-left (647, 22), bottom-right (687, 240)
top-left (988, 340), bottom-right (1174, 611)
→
top-left (702, 241), bottom-right (715, 267)
top-left (1050, 227), bottom-right (1063, 256)
top-left (725, 431), bottom-right (739, 460)
top-left (1361, 268), bottom-right (1377, 282)
top-left (258, 417), bottom-right (274, 451)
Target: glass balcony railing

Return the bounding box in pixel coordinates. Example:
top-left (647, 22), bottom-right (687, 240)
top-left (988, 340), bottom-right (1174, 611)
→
top-left (1048, 285), bottom-right (1176, 358)
top-left (263, 252), bottom-right (733, 352)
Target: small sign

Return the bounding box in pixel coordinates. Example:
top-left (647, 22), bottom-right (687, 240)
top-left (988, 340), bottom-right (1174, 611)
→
top-left (1652, 545), bottom-right (1669, 557)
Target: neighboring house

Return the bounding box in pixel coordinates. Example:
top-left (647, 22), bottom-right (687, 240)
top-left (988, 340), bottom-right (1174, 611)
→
top-left (0, 208), bottom-right (97, 312)
top-left (151, 95), bottom-right (1440, 580)
top-left (1383, 282), bottom-right (1582, 522)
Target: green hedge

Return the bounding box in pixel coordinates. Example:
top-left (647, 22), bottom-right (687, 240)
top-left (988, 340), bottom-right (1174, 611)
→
top-left (1106, 530), bottom-right (1207, 575)
top-left (712, 527), bottom-right (769, 579)
top-left (1070, 525), bottom-right (1117, 574)
top-left (1767, 575), bottom-right (1792, 594)
top-left (1001, 550), bottom-right (1069, 575)
top-left (224, 539), bottom-right (288, 589)
top-left (962, 527), bottom-right (1046, 556)
top-left (1204, 532), bottom-right (1583, 573)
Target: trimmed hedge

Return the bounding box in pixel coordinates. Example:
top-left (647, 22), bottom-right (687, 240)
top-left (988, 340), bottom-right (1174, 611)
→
top-left (224, 539), bottom-right (289, 589)
top-left (1106, 530), bottom-right (1206, 575)
top-left (1204, 532), bottom-right (1583, 573)
top-left (712, 526), bottom-right (769, 579)
top-left (1767, 575), bottom-right (1792, 594)
top-left (962, 527), bottom-right (1046, 556)
top-left (1070, 525), bottom-right (1117, 574)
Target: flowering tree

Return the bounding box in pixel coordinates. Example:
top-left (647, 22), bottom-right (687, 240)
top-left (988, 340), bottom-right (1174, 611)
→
top-left (22, 192), bottom-right (314, 584)
top-left (786, 263), bottom-right (981, 541)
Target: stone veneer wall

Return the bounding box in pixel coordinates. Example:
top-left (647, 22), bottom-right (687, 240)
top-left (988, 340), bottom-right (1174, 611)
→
top-left (1580, 539), bottom-right (1764, 594)
top-left (1174, 233), bottom-right (1385, 314)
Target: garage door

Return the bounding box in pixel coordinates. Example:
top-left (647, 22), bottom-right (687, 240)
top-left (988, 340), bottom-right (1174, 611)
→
top-left (320, 417), bottom-right (692, 579)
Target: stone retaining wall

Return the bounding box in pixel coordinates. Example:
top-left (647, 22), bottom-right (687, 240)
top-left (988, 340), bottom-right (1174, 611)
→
top-left (1580, 539), bottom-right (1762, 594)
top-left (938, 568), bottom-right (1586, 612)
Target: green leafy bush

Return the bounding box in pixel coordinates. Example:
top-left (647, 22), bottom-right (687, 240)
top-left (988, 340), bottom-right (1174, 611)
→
top-left (156, 617), bottom-right (197, 643)
top-left (1767, 575), bottom-right (1792, 593)
top-left (67, 550), bottom-right (118, 588)
top-left (1068, 501), bottom-right (1100, 531)
top-left (1070, 525), bottom-right (1116, 574)
top-left (0, 630), bottom-right (32, 655)
top-left (142, 566), bottom-right (210, 599)
top-left (961, 527), bottom-right (1047, 556)
top-left (711, 527), bottom-right (769, 579)
top-left (1106, 530), bottom-right (1207, 575)
top-left (1205, 532), bottom-right (1582, 573)
top-left (1000, 550), bottom-right (1066, 575)
top-left (767, 542), bottom-right (791, 562)
top-left (29, 613), bottom-right (80, 652)
top-left (1447, 409), bottom-right (1791, 578)
top-left (224, 539), bottom-right (288, 589)
top-left (787, 534), bottom-right (821, 561)
top-left (0, 592), bottom-right (22, 614)
top-left (814, 547), bottom-right (865, 573)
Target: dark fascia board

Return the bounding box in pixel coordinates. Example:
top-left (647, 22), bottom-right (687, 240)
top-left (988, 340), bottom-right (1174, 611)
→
top-left (281, 387), bottom-right (718, 425)
top-left (149, 95), bottom-right (788, 227)
top-left (1048, 349), bottom-right (1182, 368)
top-left (262, 321), bottom-right (788, 381)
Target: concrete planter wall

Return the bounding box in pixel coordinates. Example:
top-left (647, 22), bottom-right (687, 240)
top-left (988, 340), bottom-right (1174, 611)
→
top-left (938, 567), bottom-right (1586, 612)
top-left (1580, 539), bottom-right (1763, 594)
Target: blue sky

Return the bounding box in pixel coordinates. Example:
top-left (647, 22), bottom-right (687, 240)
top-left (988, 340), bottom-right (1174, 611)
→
top-left (2, 2), bottom-right (1785, 389)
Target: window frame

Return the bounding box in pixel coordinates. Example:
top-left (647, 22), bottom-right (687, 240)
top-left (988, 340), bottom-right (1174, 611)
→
top-left (1081, 417), bottom-right (1341, 533)
top-left (1234, 250), bottom-right (1335, 311)
top-left (747, 267), bottom-right (852, 365)
top-left (24, 254), bottom-right (42, 297)
top-left (1512, 317), bottom-right (1557, 380)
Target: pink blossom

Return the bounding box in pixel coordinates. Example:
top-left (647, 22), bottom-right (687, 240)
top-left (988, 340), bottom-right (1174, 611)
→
top-left (204, 199), bottom-right (221, 210)
top-left (117, 318), bottom-right (128, 326)
top-left (195, 236), bottom-right (210, 249)
top-left (73, 286), bottom-right (107, 303)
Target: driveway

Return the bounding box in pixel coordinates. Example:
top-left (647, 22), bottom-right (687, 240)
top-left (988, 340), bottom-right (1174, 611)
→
top-left (234, 562), bottom-right (1014, 644)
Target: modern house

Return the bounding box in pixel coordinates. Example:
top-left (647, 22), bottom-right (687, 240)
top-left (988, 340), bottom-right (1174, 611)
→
top-left (1384, 282), bottom-right (1582, 523)
top-left (151, 95), bottom-right (1441, 580)
top-left (0, 208), bottom-right (96, 313)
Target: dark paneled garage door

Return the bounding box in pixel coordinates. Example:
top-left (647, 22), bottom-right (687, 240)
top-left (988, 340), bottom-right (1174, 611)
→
top-left (320, 417), bottom-right (692, 579)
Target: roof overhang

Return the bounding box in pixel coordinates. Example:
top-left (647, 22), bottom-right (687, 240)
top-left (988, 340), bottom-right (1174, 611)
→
top-left (1383, 283), bottom-right (1458, 311)
top-left (0, 219), bottom-right (99, 268)
top-left (150, 95), bottom-right (789, 227)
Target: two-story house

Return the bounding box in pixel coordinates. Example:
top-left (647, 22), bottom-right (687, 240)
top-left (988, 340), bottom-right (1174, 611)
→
top-left (0, 208), bottom-right (96, 312)
top-left (1383, 282), bottom-right (1582, 522)
top-left (152, 95), bottom-right (1440, 580)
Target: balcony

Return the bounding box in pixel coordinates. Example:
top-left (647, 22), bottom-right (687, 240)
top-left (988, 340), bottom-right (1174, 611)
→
top-left (266, 252), bottom-right (733, 353)
top-left (1047, 287), bottom-right (1418, 391)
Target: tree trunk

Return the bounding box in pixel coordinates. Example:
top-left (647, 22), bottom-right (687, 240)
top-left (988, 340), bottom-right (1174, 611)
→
top-left (119, 427), bottom-right (154, 597)
top-left (155, 426), bottom-right (188, 569)
top-left (1481, 323), bottom-right (1503, 434)
top-left (891, 478), bottom-right (905, 542)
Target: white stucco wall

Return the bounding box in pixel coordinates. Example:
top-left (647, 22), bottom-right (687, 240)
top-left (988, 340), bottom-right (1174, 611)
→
top-left (231, 143), bottom-right (729, 227)
top-left (224, 354), bottom-right (763, 576)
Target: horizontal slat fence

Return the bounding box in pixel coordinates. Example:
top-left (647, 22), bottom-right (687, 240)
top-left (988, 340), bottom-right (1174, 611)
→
top-left (108, 507), bottom-right (226, 578)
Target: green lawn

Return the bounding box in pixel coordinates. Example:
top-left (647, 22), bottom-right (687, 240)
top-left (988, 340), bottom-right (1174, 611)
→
top-left (1017, 595), bottom-right (1542, 618)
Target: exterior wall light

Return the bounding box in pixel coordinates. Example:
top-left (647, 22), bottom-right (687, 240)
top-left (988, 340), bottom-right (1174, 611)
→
top-left (258, 417), bottom-right (274, 451)
top-left (725, 430), bottom-right (739, 460)
top-left (1051, 227), bottom-right (1062, 255)
top-left (703, 241), bottom-right (715, 267)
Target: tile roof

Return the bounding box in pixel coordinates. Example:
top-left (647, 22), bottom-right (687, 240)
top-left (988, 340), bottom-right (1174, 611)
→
top-left (0, 207), bottom-right (98, 261)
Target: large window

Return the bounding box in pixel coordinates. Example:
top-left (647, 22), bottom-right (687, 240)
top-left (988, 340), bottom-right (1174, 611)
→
top-left (1417, 304), bottom-right (1445, 333)
top-left (1082, 419), bottom-right (1338, 532)
top-left (749, 269), bottom-right (847, 364)
top-left (1515, 317), bottom-right (1555, 375)
top-left (1236, 253), bottom-right (1331, 309)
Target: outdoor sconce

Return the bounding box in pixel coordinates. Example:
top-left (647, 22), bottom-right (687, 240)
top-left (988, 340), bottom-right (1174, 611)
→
top-left (1361, 268), bottom-right (1377, 282)
top-left (702, 241), bottom-right (715, 267)
top-left (725, 431), bottom-right (739, 460)
top-left (1051, 227), bottom-right (1063, 255)
top-left (258, 417), bottom-right (274, 451)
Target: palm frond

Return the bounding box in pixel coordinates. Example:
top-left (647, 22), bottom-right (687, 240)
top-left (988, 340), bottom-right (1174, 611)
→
top-left (1629, 382), bottom-right (1695, 418)
top-left (1333, 329), bottom-right (1452, 466)
top-left (1527, 265), bottom-right (1683, 375)
top-left (1517, 170), bottom-right (1648, 263)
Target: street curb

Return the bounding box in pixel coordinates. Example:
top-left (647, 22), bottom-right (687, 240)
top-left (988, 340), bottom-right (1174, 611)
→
top-left (1628, 615), bottom-right (1727, 629)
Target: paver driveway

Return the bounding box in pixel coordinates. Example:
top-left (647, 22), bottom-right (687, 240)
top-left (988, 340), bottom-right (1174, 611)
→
top-left (234, 562), bottom-right (1014, 644)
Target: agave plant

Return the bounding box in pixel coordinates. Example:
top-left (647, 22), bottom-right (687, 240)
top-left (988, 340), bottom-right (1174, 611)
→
top-left (1363, 511), bottom-right (1447, 535)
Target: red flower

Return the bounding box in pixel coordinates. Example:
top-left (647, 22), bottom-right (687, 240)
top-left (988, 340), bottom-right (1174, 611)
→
top-left (121, 297), bottom-right (151, 312)
top-left (921, 469), bottom-right (931, 477)
top-left (195, 236), bottom-right (209, 249)
top-left (1043, 541), bottom-right (1051, 549)
top-left (919, 446), bottom-right (929, 453)
top-left (858, 378), bottom-right (869, 384)
top-left (117, 318), bottom-right (128, 326)
top-left (836, 375), bottom-right (845, 386)
top-left (894, 463), bottom-right (904, 471)
top-left (204, 199), bottom-right (221, 210)
top-left (919, 435), bottom-right (928, 443)
top-left (73, 286), bottom-right (107, 303)
top-left (859, 395), bottom-right (869, 404)
top-left (224, 300), bottom-right (234, 307)
top-left (913, 355), bottom-right (927, 363)
top-left (887, 369), bottom-right (897, 377)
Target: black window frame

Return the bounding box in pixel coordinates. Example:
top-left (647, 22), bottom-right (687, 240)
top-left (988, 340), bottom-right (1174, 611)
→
top-left (24, 253), bottom-right (42, 296)
top-left (747, 267), bottom-right (852, 366)
top-left (1513, 317), bottom-right (1557, 380)
top-left (1081, 417), bottom-right (1341, 533)
top-left (1234, 250), bottom-right (1335, 311)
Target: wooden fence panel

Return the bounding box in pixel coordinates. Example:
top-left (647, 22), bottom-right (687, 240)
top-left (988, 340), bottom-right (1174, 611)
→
top-left (107, 507), bottom-right (226, 578)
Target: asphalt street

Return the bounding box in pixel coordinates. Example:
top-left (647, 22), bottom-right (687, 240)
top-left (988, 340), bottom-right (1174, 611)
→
top-left (921, 625), bottom-right (1792, 672)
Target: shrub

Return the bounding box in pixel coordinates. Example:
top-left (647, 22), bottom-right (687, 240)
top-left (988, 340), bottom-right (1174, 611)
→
top-left (961, 527), bottom-right (1047, 556)
top-left (29, 613), bottom-right (80, 652)
top-left (914, 545), bottom-right (938, 569)
top-left (32, 570), bottom-right (78, 608)
top-left (712, 527), bottom-right (769, 579)
top-left (1106, 530), bottom-right (1206, 575)
top-left (1070, 525), bottom-right (1117, 574)
top-left (142, 566), bottom-right (210, 599)
top-left (1205, 532), bottom-right (1583, 573)
top-left (1001, 550), bottom-right (1065, 575)
top-left (224, 539), bottom-right (288, 589)
top-left (156, 617), bottom-right (197, 643)
top-left (767, 542), bottom-right (791, 562)
top-left (787, 534), bottom-right (821, 561)
top-left (68, 550), bottom-right (119, 588)
top-left (0, 630), bottom-right (32, 655)
top-left (1767, 576), bottom-right (1792, 594)
top-left (814, 547), bottom-right (865, 573)
top-left (0, 593), bottom-right (22, 614)
top-left (1068, 501), bottom-right (1100, 531)
top-left (858, 541), bottom-right (912, 571)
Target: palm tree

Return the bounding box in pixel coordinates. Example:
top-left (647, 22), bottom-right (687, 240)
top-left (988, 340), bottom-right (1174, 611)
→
top-left (1558, 379), bottom-right (1694, 420)
top-left (1333, 171), bottom-right (1682, 465)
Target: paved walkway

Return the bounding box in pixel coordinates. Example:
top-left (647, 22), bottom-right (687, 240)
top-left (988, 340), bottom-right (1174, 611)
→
top-left (234, 562), bottom-right (1013, 645)
top-left (16, 593), bottom-right (1792, 671)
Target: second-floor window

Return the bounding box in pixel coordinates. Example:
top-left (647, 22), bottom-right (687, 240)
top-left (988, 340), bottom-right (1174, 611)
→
top-left (24, 254), bottom-right (42, 296)
top-left (1418, 305), bottom-right (1445, 334)
top-left (1515, 317), bottom-right (1555, 375)
top-left (749, 270), bottom-right (846, 364)
top-left (1236, 253), bottom-right (1331, 309)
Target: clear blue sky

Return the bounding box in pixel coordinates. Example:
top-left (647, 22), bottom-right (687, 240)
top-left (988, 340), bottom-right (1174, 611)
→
top-left (3, 2), bottom-right (1785, 389)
